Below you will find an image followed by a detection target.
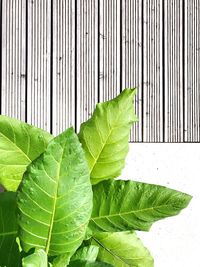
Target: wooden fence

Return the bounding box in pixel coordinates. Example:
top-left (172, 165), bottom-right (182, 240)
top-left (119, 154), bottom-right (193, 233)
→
top-left (0, 0), bottom-right (199, 142)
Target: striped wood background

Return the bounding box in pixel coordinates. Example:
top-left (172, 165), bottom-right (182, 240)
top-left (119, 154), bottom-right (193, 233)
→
top-left (0, 0), bottom-right (200, 142)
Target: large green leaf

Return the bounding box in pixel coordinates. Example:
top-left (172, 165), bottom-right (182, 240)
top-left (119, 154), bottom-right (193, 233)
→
top-left (0, 192), bottom-right (21, 267)
top-left (89, 180), bottom-right (192, 232)
top-left (92, 231), bottom-right (154, 267)
top-left (78, 89), bottom-right (137, 185)
top-left (0, 115), bottom-right (53, 191)
top-left (22, 249), bottom-right (47, 267)
top-left (17, 128), bottom-right (93, 256)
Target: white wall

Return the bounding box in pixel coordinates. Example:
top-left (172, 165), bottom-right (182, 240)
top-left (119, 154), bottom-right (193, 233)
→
top-left (120, 144), bottom-right (200, 267)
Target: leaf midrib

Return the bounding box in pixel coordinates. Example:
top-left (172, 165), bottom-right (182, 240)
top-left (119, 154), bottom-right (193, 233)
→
top-left (89, 109), bottom-right (123, 175)
top-left (92, 236), bottom-right (131, 267)
top-left (0, 132), bottom-right (31, 163)
top-left (45, 145), bottom-right (65, 254)
top-left (91, 204), bottom-right (172, 221)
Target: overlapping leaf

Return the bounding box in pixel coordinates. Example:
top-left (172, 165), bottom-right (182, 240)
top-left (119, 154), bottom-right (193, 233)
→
top-left (0, 115), bottom-right (53, 191)
top-left (92, 231), bottom-right (154, 267)
top-left (22, 249), bottom-right (47, 267)
top-left (89, 180), bottom-right (192, 232)
top-left (69, 245), bottom-right (113, 267)
top-left (71, 245), bottom-right (99, 262)
top-left (51, 253), bottom-right (71, 267)
top-left (17, 128), bottom-right (93, 256)
top-left (79, 89), bottom-right (138, 184)
top-left (0, 192), bottom-right (21, 267)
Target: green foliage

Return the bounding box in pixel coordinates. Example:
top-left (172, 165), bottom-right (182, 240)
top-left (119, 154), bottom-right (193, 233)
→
top-left (78, 88), bottom-right (138, 185)
top-left (0, 90), bottom-right (192, 266)
top-left (0, 115), bottom-right (53, 191)
top-left (51, 254), bottom-right (71, 267)
top-left (71, 245), bottom-right (99, 262)
top-left (92, 231), bottom-right (154, 267)
top-left (17, 128), bottom-right (92, 256)
top-left (68, 260), bottom-right (113, 267)
top-left (0, 192), bottom-right (21, 267)
top-left (89, 179), bottom-right (192, 232)
top-left (68, 245), bottom-right (112, 267)
top-left (22, 249), bottom-right (48, 267)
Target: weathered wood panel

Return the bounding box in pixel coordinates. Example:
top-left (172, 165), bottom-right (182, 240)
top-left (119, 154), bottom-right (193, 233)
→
top-left (122, 0), bottom-right (143, 142)
top-left (185, 0), bottom-right (200, 142)
top-left (143, 0), bottom-right (163, 142)
top-left (99, 0), bottom-right (121, 102)
top-left (164, 0), bottom-right (184, 142)
top-left (52, 0), bottom-right (75, 135)
top-left (1, 0), bottom-right (26, 121)
top-left (27, 0), bottom-right (51, 131)
top-left (0, 0), bottom-right (200, 142)
top-left (76, 0), bottom-right (98, 132)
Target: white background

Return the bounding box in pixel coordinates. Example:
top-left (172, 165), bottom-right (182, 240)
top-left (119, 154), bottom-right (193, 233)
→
top-left (120, 144), bottom-right (200, 267)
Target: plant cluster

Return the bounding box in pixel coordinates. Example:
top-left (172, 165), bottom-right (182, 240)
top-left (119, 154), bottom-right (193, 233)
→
top-left (0, 89), bottom-right (191, 266)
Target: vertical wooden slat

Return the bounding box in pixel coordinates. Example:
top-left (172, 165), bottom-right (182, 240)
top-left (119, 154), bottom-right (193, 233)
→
top-left (164, 0), bottom-right (184, 142)
top-left (52, 0), bottom-right (75, 135)
top-left (21, 0), bottom-right (26, 119)
top-left (76, 0), bottom-right (98, 131)
top-left (122, 0), bottom-right (142, 142)
top-left (185, 0), bottom-right (200, 142)
top-left (99, 0), bottom-right (121, 102)
top-left (1, 0), bottom-right (26, 121)
top-left (143, 0), bottom-right (163, 142)
top-left (27, 0), bottom-right (51, 131)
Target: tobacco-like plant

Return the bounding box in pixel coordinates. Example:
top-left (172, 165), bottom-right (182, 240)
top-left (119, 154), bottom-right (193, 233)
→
top-left (0, 89), bottom-right (191, 267)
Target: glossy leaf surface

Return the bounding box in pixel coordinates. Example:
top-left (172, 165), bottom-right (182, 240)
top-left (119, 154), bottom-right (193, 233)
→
top-left (0, 115), bottom-right (53, 191)
top-left (79, 89), bottom-right (137, 184)
top-left (89, 180), bottom-right (192, 232)
top-left (0, 192), bottom-right (21, 267)
top-left (17, 128), bottom-right (93, 256)
top-left (92, 231), bottom-right (154, 267)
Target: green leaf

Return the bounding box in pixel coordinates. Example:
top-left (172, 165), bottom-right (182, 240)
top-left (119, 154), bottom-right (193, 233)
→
top-left (79, 89), bottom-right (137, 185)
top-left (92, 231), bottom-right (154, 267)
top-left (89, 180), bottom-right (192, 232)
top-left (22, 249), bottom-right (47, 267)
top-left (0, 192), bottom-right (21, 267)
top-left (17, 127), bottom-right (93, 256)
top-left (51, 254), bottom-right (71, 267)
top-left (0, 115), bottom-right (53, 191)
top-left (71, 245), bottom-right (99, 262)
